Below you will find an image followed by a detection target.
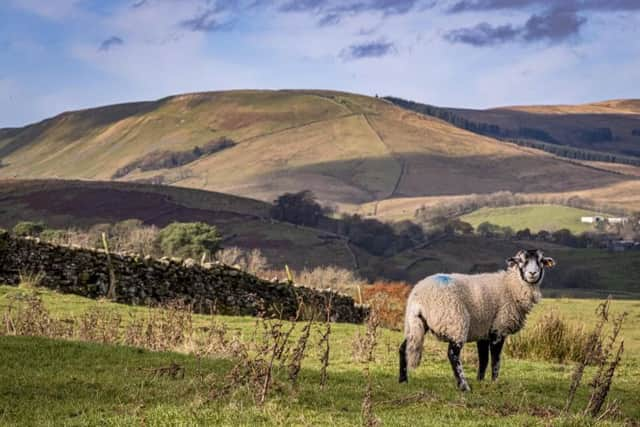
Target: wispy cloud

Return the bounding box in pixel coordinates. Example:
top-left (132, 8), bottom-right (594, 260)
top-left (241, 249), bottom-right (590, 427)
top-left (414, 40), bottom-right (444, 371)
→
top-left (446, 6), bottom-right (587, 46)
top-left (281, 0), bottom-right (419, 27)
top-left (180, 9), bottom-right (234, 32)
top-left (340, 39), bottom-right (396, 60)
top-left (443, 0), bottom-right (636, 46)
top-left (446, 0), bottom-right (640, 13)
top-left (99, 36), bottom-right (124, 51)
top-left (445, 23), bottom-right (519, 46)
top-left (523, 8), bottom-right (586, 42)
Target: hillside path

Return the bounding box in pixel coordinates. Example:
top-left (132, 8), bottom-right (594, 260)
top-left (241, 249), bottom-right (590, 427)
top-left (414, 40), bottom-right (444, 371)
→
top-left (362, 114), bottom-right (406, 199)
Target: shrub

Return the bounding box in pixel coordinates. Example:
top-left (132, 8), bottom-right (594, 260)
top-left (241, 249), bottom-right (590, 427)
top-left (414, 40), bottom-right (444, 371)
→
top-left (37, 221), bottom-right (160, 256)
top-left (506, 312), bottom-right (599, 364)
top-left (39, 229), bottom-right (67, 243)
top-left (216, 247), bottom-right (269, 275)
top-left (297, 266), bottom-right (366, 296)
top-left (271, 190), bottom-right (325, 227)
top-left (12, 221), bottom-right (45, 237)
top-left (109, 219), bottom-right (159, 255)
top-left (362, 282), bottom-right (411, 330)
top-left (156, 222), bottom-right (222, 259)
top-left (113, 137), bottom-right (235, 178)
top-left (476, 222), bottom-right (514, 239)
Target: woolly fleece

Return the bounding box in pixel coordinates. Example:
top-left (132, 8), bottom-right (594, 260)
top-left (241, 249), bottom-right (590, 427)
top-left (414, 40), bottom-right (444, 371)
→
top-left (404, 268), bottom-right (541, 369)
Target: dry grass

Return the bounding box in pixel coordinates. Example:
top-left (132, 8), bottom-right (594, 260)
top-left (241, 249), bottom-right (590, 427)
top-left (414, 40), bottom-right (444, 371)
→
top-left (216, 246), bottom-right (269, 275)
top-left (296, 266), bottom-right (367, 297)
top-left (560, 298), bottom-right (628, 418)
top-left (352, 309), bottom-right (381, 363)
top-left (361, 282), bottom-right (410, 330)
top-left (0, 285), bottom-right (325, 407)
top-left (506, 311), bottom-right (601, 364)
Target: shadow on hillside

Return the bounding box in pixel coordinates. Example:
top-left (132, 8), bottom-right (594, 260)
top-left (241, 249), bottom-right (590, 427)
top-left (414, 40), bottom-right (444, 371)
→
top-left (251, 152), bottom-right (631, 204)
top-left (431, 104), bottom-right (640, 157)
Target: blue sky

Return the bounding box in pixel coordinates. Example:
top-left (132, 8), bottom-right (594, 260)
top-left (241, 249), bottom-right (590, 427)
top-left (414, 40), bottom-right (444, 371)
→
top-left (1, 0), bottom-right (639, 127)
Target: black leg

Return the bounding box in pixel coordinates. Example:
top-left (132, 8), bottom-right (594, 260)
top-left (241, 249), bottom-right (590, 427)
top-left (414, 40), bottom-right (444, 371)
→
top-left (399, 339), bottom-right (408, 383)
top-left (477, 340), bottom-right (489, 381)
top-left (490, 336), bottom-right (505, 381)
top-left (447, 342), bottom-right (470, 392)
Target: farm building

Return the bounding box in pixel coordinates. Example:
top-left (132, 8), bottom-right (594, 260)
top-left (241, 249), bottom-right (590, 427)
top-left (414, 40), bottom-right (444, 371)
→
top-left (581, 216), bottom-right (605, 224)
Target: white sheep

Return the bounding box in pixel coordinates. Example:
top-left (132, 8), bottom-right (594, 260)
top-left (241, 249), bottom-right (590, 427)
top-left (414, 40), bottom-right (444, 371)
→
top-left (398, 249), bottom-right (555, 391)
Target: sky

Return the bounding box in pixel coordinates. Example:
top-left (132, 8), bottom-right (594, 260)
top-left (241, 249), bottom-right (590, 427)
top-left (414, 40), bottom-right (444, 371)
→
top-left (1, 0), bottom-right (639, 127)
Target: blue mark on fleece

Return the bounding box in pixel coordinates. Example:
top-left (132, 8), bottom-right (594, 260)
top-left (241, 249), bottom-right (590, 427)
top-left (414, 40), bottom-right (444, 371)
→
top-left (434, 274), bottom-right (453, 285)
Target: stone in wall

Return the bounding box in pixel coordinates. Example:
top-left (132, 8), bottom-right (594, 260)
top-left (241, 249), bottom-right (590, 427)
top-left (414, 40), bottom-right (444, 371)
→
top-left (0, 231), bottom-right (368, 323)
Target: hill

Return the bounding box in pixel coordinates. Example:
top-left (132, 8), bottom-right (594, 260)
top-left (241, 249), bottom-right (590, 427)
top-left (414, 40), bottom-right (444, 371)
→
top-left (386, 96), bottom-right (640, 161)
top-left (0, 179), bottom-right (357, 272)
top-left (1, 90), bottom-right (639, 211)
top-left (2, 179), bottom-right (639, 296)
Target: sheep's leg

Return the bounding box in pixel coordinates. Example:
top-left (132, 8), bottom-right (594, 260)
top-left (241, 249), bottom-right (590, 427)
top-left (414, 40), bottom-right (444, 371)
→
top-left (447, 342), bottom-right (470, 392)
top-left (490, 335), bottom-right (505, 381)
top-left (476, 340), bottom-right (490, 381)
top-left (399, 338), bottom-right (408, 383)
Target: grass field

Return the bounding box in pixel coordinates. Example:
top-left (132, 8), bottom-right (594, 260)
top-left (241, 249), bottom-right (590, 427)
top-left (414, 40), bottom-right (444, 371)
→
top-left (1, 285), bottom-right (638, 426)
top-left (460, 204), bottom-right (602, 233)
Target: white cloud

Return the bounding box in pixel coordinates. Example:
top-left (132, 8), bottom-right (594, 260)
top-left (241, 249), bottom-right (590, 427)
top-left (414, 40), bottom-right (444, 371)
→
top-left (1, 0), bottom-right (639, 127)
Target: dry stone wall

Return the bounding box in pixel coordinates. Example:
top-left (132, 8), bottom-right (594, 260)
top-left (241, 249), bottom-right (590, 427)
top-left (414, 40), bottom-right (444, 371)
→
top-left (0, 231), bottom-right (368, 323)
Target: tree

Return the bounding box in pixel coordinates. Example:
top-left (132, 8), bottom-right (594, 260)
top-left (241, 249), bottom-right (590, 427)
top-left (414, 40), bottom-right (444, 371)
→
top-left (552, 229), bottom-right (577, 247)
top-left (271, 190), bottom-right (325, 227)
top-left (12, 221), bottom-right (45, 237)
top-left (516, 228), bottom-right (532, 240)
top-left (156, 222), bottom-right (221, 259)
top-left (476, 222), bottom-right (501, 238)
top-left (451, 219), bottom-right (474, 236)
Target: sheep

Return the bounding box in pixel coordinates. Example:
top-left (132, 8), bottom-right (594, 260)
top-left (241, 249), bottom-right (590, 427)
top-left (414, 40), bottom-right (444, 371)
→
top-left (398, 249), bottom-right (555, 391)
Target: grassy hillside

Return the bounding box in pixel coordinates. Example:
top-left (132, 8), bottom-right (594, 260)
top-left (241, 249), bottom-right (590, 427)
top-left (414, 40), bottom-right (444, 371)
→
top-left (404, 97), bottom-right (640, 158)
top-left (0, 179), bottom-right (357, 272)
top-left (460, 205), bottom-right (601, 234)
top-left (0, 286), bottom-right (638, 425)
top-left (1, 90), bottom-right (638, 210)
top-left (2, 179), bottom-right (639, 295)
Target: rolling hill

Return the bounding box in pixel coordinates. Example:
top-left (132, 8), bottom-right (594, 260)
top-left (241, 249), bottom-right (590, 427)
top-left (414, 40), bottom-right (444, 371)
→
top-left (386, 96), bottom-right (640, 160)
top-left (0, 179), bottom-right (357, 272)
top-left (1, 90), bottom-right (639, 212)
top-left (2, 179), bottom-right (639, 296)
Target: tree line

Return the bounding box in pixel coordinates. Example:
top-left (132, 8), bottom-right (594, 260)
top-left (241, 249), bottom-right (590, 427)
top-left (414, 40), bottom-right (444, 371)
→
top-left (271, 191), bottom-right (640, 255)
top-left (112, 137), bottom-right (236, 179)
top-left (385, 96), bottom-right (640, 167)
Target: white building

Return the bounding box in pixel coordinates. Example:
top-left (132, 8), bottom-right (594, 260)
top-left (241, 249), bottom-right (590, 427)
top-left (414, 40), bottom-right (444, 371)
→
top-left (581, 216), bottom-right (605, 224)
top-left (608, 217), bottom-right (629, 225)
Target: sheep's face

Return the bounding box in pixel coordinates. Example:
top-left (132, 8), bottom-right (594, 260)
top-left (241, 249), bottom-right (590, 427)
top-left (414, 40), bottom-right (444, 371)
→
top-left (507, 249), bottom-right (555, 285)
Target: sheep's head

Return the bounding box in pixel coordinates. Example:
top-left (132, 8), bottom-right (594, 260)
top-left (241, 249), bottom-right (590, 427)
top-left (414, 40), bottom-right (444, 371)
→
top-left (506, 249), bottom-right (555, 285)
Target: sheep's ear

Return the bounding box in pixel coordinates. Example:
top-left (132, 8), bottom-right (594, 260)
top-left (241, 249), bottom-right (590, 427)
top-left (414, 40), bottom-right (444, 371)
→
top-left (542, 257), bottom-right (556, 268)
top-left (506, 257), bottom-right (518, 269)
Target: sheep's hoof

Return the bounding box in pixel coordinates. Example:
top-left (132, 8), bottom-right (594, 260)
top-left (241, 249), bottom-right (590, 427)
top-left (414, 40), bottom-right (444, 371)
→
top-left (458, 382), bottom-right (471, 392)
